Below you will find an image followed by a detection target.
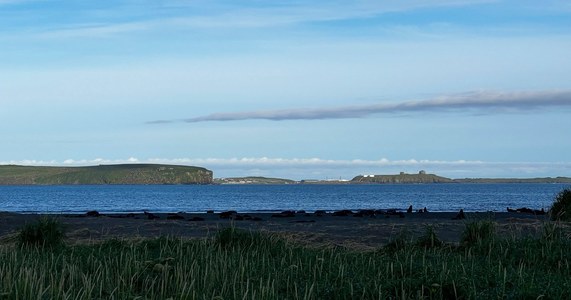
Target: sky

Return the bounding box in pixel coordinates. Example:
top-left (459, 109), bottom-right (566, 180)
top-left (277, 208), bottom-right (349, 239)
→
top-left (1, 0), bottom-right (571, 180)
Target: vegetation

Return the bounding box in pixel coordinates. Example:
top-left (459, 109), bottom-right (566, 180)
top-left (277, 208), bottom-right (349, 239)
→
top-left (550, 188), bottom-right (571, 221)
top-left (460, 220), bottom-right (496, 247)
top-left (416, 225), bottom-right (444, 249)
top-left (1, 221), bottom-right (570, 299)
top-left (17, 217), bottom-right (65, 248)
top-left (0, 164), bottom-right (213, 185)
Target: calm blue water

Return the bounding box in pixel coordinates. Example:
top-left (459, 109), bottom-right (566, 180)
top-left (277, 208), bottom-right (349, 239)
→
top-left (0, 184), bottom-right (568, 214)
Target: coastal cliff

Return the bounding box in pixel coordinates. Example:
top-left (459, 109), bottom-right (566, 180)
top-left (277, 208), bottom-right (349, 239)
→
top-left (0, 164), bottom-right (213, 185)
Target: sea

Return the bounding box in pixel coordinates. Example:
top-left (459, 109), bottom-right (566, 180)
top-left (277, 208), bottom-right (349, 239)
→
top-left (0, 183), bottom-right (568, 214)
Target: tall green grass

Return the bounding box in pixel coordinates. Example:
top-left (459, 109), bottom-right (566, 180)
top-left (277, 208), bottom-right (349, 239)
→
top-left (17, 216), bottom-right (65, 248)
top-left (1, 223), bottom-right (570, 299)
top-left (551, 188), bottom-right (571, 221)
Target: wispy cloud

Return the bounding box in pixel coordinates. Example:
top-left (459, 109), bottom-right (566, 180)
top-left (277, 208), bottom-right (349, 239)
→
top-left (24, 0), bottom-right (495, 39)
top-left (145, 157), bottom-right (571, 172)
top-left (0, 158), bottom-right (140, 166)
top-left (149, 90), bottom-right (571, 124)
top-left (145, 157), bottom-right (487, 168)
top-left (37, 22), bottom-right (153, 39)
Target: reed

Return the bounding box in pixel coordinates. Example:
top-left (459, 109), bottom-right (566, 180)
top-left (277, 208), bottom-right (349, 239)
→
top-left (0, 223), bottom-right (570, 299)
top-left (17, 216), bottom-right (65, 249)
top-left (551, 188), bottom-right (571, 221)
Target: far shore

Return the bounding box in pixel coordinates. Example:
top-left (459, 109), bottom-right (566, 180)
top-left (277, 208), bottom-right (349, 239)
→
top-left (1, 210), bottom-right (561, 250)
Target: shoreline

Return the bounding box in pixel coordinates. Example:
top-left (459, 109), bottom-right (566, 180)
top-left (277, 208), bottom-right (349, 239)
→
top-left (1, 210), bottom-right (556, 250)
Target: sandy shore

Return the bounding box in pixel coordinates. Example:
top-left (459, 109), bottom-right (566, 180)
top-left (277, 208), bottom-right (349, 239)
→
top-left (0, 210), bottom-right (559, 250)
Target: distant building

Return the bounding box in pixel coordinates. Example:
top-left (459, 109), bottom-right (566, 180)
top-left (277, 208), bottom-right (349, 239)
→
top-left (400, 172), bottom-right (405, 175)
top-left (419, 170), bottom-right (426, 175)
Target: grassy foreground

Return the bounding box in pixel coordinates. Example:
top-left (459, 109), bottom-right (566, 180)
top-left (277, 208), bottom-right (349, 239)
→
top-left (1, 224), bottom-right (570, 299)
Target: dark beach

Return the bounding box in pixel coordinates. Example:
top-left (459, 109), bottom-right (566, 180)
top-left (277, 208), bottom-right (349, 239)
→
top-left (0, 210), bottom-right (557, 250)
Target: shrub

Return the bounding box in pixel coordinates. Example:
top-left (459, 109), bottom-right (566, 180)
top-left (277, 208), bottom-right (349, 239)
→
top-left (382, 229), bottom-right (412, 253)
top-left (416, 225), bottom-right (443, 248)
top-left (461, 220), bottom-right (495, 247)
top-left (550, 188), bottom-right (571, 221)
top-left (17, 217), bottom-right (65, 248)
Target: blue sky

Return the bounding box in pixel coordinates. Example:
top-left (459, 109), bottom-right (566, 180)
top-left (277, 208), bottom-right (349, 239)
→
top-left (1, 0), bottom-right (571, 179)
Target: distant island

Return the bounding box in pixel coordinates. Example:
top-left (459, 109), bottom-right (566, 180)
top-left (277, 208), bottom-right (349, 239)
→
top-left (352, 171), bottom-right (453, 184)
top-left (215, 171), bottom-right (571, 185)
top-left (0, 164), bottom-right (213, 185)
top-left (353, 171), bottom-right (571, 184)
top-left (214, 176), bottom-right (296, 185)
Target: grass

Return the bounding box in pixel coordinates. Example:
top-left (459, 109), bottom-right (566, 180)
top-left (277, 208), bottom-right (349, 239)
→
top-left (17, 217), bottom-right (65, 248)
top-left (460, 220), bottom-right (496, 247)
top-left (551, 188), bottom-right (571, 221)
top-left (1, 222), bottom-right (570, 299)
top-left (416, 225), bottom-right (444, 249)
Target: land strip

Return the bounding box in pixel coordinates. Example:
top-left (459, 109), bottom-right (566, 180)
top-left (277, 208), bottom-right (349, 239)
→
top-left (0, 211), bottom-right (560, 250)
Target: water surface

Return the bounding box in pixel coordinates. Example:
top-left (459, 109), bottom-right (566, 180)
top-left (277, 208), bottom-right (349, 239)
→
top-left (0, 183), bottom-right (567, 213)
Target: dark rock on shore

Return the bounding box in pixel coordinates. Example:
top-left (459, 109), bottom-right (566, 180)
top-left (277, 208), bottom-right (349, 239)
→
top-left (86, 210), bottom-right (100, 217)
top-left (359, 209), bottom-right (376, 216)
top-left (333, 210), bottom-right (353, 217)
top-left (507, 207), bottom-right (546, 215)
top-left (107, 213), bottom-right (136, 218)
top-left (144, 211), bottom-right (159, 220)
top-left (167, 214), bottom-right (185, 220)
top-left (219, 211), bottom-right (238, 219)
top-left (272, 211), bottom-right (296, 218)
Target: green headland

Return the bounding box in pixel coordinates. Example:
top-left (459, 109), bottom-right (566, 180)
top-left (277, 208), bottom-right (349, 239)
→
top-left (0, 164), bottom-right (213, 185)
